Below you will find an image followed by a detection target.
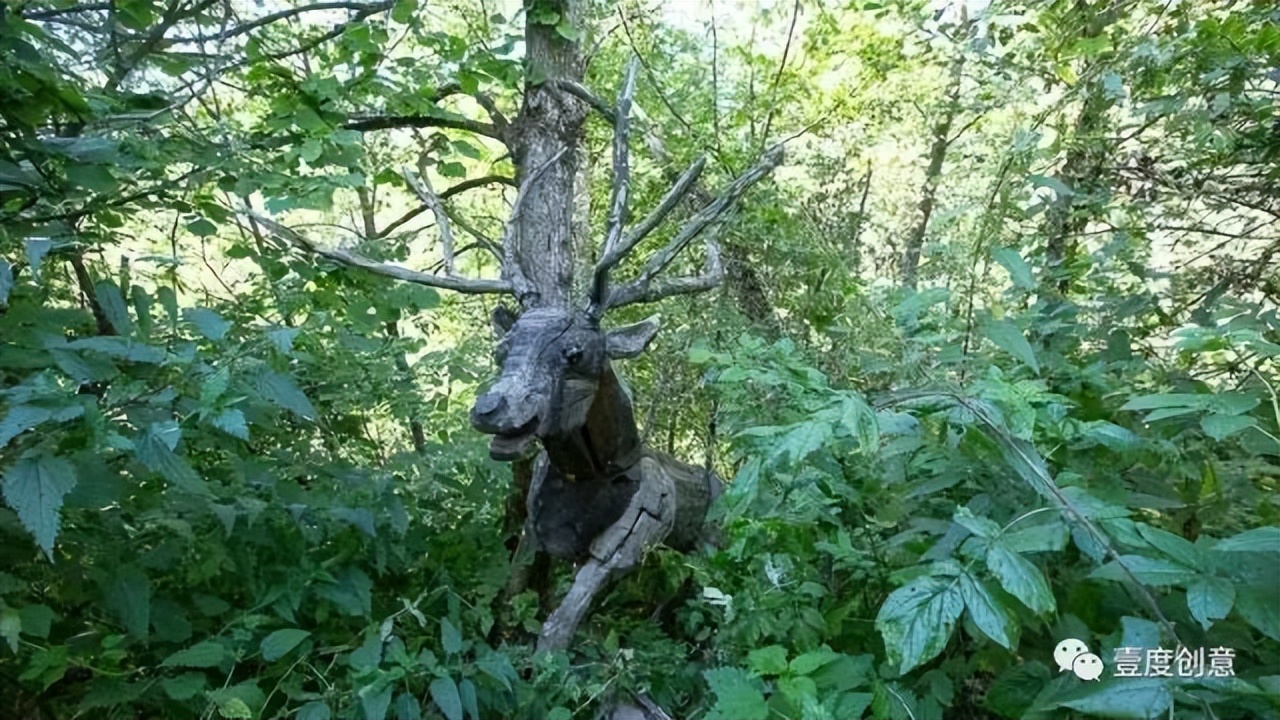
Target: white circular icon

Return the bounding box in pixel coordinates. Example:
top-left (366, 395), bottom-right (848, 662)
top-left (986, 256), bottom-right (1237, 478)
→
top-left (1072, 652), bottom-right (1104, 681)
top-left (1053, 638), bottom-right (1090, 673)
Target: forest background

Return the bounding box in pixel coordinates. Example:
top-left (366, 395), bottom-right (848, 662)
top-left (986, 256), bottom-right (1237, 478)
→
top-left (1, 0), bottom-right (1278, 718)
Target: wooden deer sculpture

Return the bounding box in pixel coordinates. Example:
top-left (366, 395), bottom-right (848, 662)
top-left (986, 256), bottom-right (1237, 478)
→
top-left (249, 60), bottom-right (782, 651)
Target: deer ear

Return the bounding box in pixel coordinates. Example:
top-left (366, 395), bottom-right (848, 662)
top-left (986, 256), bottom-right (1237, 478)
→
top-left (605, 315), bottom-right (661, 359)
top-left (492, 305), bottom-right (518, 336)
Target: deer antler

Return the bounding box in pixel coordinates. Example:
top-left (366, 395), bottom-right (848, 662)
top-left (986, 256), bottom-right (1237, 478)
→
top-left (585, 58), bottom-right (784, 318)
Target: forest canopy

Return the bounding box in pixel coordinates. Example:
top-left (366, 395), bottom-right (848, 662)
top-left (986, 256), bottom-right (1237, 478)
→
top-left (1, 0), bottom-right (1278, 719)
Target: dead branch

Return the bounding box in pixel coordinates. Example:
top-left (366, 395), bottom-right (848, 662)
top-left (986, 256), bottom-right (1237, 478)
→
top-left (403, 160), bottom-right (457, 275)
top-left (588, 58), bottom-right (640, 313)
top-left (245, 211), bottom-right (511, 295)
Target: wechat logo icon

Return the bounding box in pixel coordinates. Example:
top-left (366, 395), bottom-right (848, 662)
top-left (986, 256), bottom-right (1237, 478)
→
top-left (1054, 638), bottom-right (1103, 681)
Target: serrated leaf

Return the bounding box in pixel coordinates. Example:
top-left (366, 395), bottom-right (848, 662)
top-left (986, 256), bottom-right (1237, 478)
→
top-left (1215, 526), bottom-right (1280, 553)
top-left (992, 247), bottom-right (1034, 289)
top-left (441, 617), bottom-right (462, 654)
top-left (429, 677), bottom-right (463, 720)
top-left (161, 672), bottom-right (206, 700)
top-left (256, 369), bottom-right (317, 421)
top-left (161, 640), bottom-right (226, 668)
top-left (1002, 521), bottom-right (1068, 553)
top-left (2, 455), bottom-right (77, 556)
top-left (185, 307), bottom-right (231, 341)
top-left (212, 409), bottom-right (249, 440)
top-left (986, 543), bottom-right (1055, 615)
top-left (1, 405), bottom-right (54, 448)
top-left (1186, 577), bottom-right (1234, 631)
top-left (261, 628), bottom-right (310, 661)
top-left (982, 320), bottom-right (1040, 374)
top-left (65, 337), bottom-right (165, 363)
top-left (1088, 555), bottom-right (1198, 586)
top-left (875, 576), bottom-right (965, 674)
top-left (747, 645), bottom-right (788, 675)
top-left (105, 565), bottom-right (151, 639)
top-left (1236, 584), bottom-right (1280, 641)
top-left (1060, 678), bottom-right (1173, 718)
top-left (703, 667), bottom-right (769, 720)
top-left (953, 507), bottom-right (1001, 538)
top-left (331, 507), bottom-right (376, 537)
top-left (217, 697), bottom-right (253, 719)
top-left (267, 327), bottom-right (299, 353)
top-left (789, 648), bottom-right (840, 676)
top-left (958, 572), bottom-right (1018, 649)
top-left (1136, 524), bottom-right (1205, 571)
top-left (134, 424), bottom-right (210, 495)
top-left (94, 281), bottom-right (132, 335)
top-left (459, 679), bottom-right (478, 720)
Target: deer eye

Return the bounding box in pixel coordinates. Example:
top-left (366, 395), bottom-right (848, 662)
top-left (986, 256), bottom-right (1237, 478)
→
top-left (563, 346), bottom-right (583, 364)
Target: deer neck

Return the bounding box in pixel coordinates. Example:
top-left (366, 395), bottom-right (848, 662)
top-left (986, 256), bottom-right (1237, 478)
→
top-left (541, 362), bottom-right (642, 481)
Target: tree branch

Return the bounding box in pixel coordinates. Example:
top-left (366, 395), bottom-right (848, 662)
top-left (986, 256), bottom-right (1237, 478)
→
top-left (588, 57), bottom-right (640, 314)
top-left (605, 143), bottom-right (784, 309)
top-left (403, 160), bottom-right (457, 275)
top-left (343, 113), bottom-right (502, 140)
top-left (377, 174), bottom-right (515, 239)
top-left (245, 211), bottom-right (511, 295)
top-left (169, 1), bottom-right (390, 43)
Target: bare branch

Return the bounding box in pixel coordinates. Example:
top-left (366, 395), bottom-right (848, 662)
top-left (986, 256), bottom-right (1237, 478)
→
top-left (606, 144), bottom-right (784, 309)
top-left (245, 211), bottom-right (511, 295)
top-left (403, 160), bottom-right (456, 275)
top-left (499, 147), bottom-right (569, 304)
top-left (170, 1), bottom-right (390, 43)
top-left (608, 236), bottom-right (724, 309)
top-left (378, 174), bottom-right (515, 239)
top-left (617, 155), bottom-right (706, 257)
top-left (343, 113), bottom-right (502, 140)
top-left (24, 2), bottom-right (111, 20)
top-left (551, 79), bottom-right (616, 124)
top-left (588, 57), bottom-right (640, 313)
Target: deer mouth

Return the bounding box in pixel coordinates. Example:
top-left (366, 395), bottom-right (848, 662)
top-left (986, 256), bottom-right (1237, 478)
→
top-left (488, 418), bottom-right (538, 461)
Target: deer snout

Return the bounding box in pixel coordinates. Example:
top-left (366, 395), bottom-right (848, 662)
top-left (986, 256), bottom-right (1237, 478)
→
top-left (470, 391), bottom-right (539, 435)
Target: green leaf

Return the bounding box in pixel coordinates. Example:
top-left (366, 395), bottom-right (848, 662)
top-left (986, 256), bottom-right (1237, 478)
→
top-left (297, 701), bottom-right (331, 720)
top-left (875, 576), bottom-right (964, 674)
top-left (94, 281), bottom-right (133, 335)
top-left (261, 629), bottom-right (310, 661)
top-left (958, 572), bottom-right (1018, 650)
top-left (185, 307), bottom-right (231, 341)
top-left (134, 424), bottom-right (210, 495)
top-left (161, 673), bottom-right (206, 700)
top-left (1088, 555), bottom-right (1198, 586)
top-left (1215, 526), bottom-right (1280, 553)
top-left (428, 677), bottom-right (463, 720)
top-left (391, 0), bottom-right (418, 23)
top-left (360, 683), bottom-right (393, 720)
top-left (1, 405), bottom-right (54, 448)
top-left (1060, 678), bottom-right (1173, 718)
top-left (1200, 413), bottom-right (1255, 440)
top-left (986, 543), bottom-right (1055, 615)
top-left (953, 506), bottom-right (1001, 538)
top-left (105, 565), bottom-right (151, 639)
top-left (161, 640), bottom-right (227, 668)
top-left (65, 337), bottom-right (165, 363)
top-left (747, 645), bottom-right (788, 675)
top-left (992, 248), bottom-right (1034, 289)
top-left (703, 667), bottom-right (769, 720)
top-left (1002, 521), bottom-right (1068, 553)
top-left (18, 604), bottom-right (54, 638)
top-left (212, 409), bottom-right (249, 440)
top-left (789, 649), bottom-right (840, 676)
top-left (394, 693), bottom-right (422, 720)
top-left (982, 320), bottom-right (1040, 374)
top-left (1083, 422), bottom-right (1141, 451)
top-left (1186, 577), bottom-right (1234, 631)
top-left (2, 455), bottom-right (77, 557)
top-left (70, 164), bottom-right (118, 193)
top-left (1236, 584), bottom-right (1280, 641)
top-left (1136, 524), bottom-right (1205, 571)
top-left (1028, 173), bottom-right (1073, 198)
top-left (216, 697), bottom-right (253, 719)
top-left (440, 617), bottom-right (462, 655)
top-left (256, 369), bottom-right (318, 421)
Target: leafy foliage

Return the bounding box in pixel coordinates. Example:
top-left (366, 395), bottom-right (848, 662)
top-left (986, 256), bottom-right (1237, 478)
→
top-left (2, 0), bottom-right (1278, 718)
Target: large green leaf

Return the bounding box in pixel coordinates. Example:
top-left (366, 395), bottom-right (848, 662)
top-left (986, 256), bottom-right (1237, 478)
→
top-left (94, 280), bottom-right (132, 335)
top-left (1, 455), bottom-right (77, 556)
top-left (958, 572), bottom-right (1018, 650)
top-left (161, 640), bottom-right (227, 668)
top-left (1214, 526), bottom-right (1280, 553)
top-left (1088, 555), bottom-right (1198, 586)
top-left (1186, 576), bottom-right (1234, 631)
top-left (428, 677), bottom-right (462, 720)
top-left (256, 369), bottom-right (318, 421)
top-left (982, 320), bottom-right (1040, 374)
top-left (260, 628), bottom-right (310, 661)
top-left (986, 543), bottom-right (1055, 615)
top-left (875, 576), bottom-right (964, 674)
top-left (104, 565), bottom-right (151, 639)
top-left (703, 667), bottom-right (769, 720)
